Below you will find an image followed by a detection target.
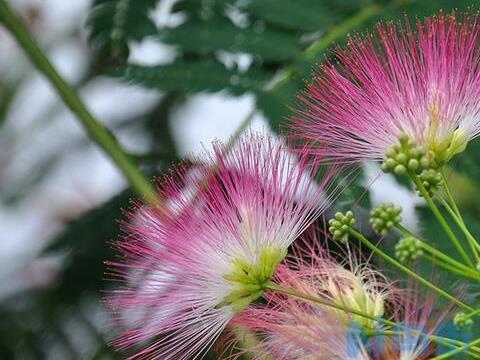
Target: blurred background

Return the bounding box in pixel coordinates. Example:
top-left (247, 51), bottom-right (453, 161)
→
top-left (1, 0), bottom-right (479, 359)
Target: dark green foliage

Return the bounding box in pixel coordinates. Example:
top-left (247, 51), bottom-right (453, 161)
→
top-left (452, 139), bottom-right (480, 182)
top-left (87, 0), bottom-right (158, 62)
top-left (230, 0), bottom-right (363, 31)
top-left (87, 0), bottom-right (480, 131)
top-left (111, 61), bottom-right (271, 95)
top-left (162, 19), bottom-right (302, 62)
top-left (44, 191), bottom-right (131, 300)
top-left (106, 0), bottom-right (394, 130)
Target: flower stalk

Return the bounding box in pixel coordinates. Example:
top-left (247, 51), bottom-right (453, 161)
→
top-left (437, 193), bottom-right (480, 264)
top-left (409, 171), bottom-right (475, 268)
top-left (431, 337), bottom-right (480, 360)
top-left (395, 224), bottom-right (480, 280)
top-left (348, 228), bottom-right (474, 312)
top-left (262, 282), bottom-right (479, 356)
top-left (0, 0), bottom-right (158, 204)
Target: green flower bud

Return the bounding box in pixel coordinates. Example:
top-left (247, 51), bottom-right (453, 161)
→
top-left (408, 158), bottom-right (419, 171)
top-left (329, 211), bottom-right (356, 244)
top-left (396, 153), bottom-right (407, 164)
top-left (394, 164), bottom-right (407, 175)
top-left (395, 236), bottom-right (423, 263)
top-left (370, 203), bottom-right (402, 236)
top-left (381, 134), bottom-right (431, 176)
top-left (419, 156), bottom-right (430, 168)
top-left (418, 169), bottom-right (442, 196)
top-left (453, 312), bottom-right (474, 332)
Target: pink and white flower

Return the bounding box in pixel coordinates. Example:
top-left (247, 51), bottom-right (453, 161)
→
top-left (106, 132), bottom-right (337, 360)
top-left (290, 12), bottom-right (480, 165)
top-left (232, 240), bottom-right (391, 360)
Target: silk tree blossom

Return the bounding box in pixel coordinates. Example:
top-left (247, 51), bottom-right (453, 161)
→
top-left (106, 132), bottom-right (339, 360)
top-left (234, 295), bottom-right (370, 360)
top-left (231, 241), bottom-right (391, 359)
top-left (291, 12), bottom-right (480, 166)
top-left (283, 241), bottom-right (390, 329)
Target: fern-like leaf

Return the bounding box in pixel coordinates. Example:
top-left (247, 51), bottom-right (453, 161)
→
top-left (111, 61), bottom-right (270, 95)
top-left (87, 0), bottom-right (158, 63)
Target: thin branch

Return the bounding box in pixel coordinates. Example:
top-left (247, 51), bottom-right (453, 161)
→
top-left (0, 0), bottom-right (158, 205)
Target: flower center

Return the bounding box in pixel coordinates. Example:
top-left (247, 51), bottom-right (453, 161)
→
top-left (329, 275), bottom-right (385, 329)
top-left (220, 246), bottom-right (287, 312)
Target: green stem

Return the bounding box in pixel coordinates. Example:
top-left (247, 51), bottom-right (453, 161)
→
top-left (431, 337), bottom-right (480, 360)
top-left (441, 169), bottom-right (462, 219)
top-left (262, 282), bottom-right (475, 354)
top-left (349, 228), bottom-right (474, 312)
top-left (263, 282), bottom-right (394, 326)
top-left (440, 170), bottom-right (480, 255)
top-left (303, 4), bottom-right (381, 60)
top-left (0, 0), bottom-right (158, 204)
top-left (409, 171), bottom-right (474, 268)
top-left (396, 224), bottom-right (475, 275)
top-left (464, 308), bottom-right (480, 321)
top-left (270, 3), bottom-right (383, 91)
top-left (429, 336), bottom-right (480, 359)
top-left (422, 254), bottom-right (480, 280)
top-left (437, 194), bottom-right (480, 263)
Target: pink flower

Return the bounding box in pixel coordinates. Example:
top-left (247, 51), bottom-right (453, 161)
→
top-left (232, 240), bottom-right (391, 359)
top-left (105, 132), bottom-right (337, 360)
top-left (234, 246), bottom-right (453, 360)
top-left (235, 298), bottom-right (371, 360)
top-left (291, 12), bottom-right (480, 165)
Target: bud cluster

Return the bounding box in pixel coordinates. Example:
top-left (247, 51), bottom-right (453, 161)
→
top-left (370, 203), bottom-right (402, 236)
top-left (418, 169), bottom-right (442, 196)
top-left (453, 312), bottom-right (474, 332)
top-left (328, 211), bottom-right (355, 244)
top-left (395, 236), bottom-right (423, 263)
top-left (381, 134), bottom-right (430, 175)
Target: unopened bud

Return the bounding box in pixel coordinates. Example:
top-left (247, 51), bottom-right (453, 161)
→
top-left (395, 237), bottom-right (423, 263)
top-left (329, 211), bottom-right (356, 244)
top-left (370, 203), bottom-right (402, 236)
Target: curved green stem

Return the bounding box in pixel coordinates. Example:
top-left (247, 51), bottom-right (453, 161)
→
top-left (431, 337), bottom-right (480, 360)
top-left (348, 228), bottom-right (474, 312)
top-left (441, 169), bottom-right (462, 219)
top-left (464, 308), bottom-right (480, 321)
top-left (303, 4), bottom-right (381, 60)
top-left (422, 254), bottom-right (480, 280)
top-left (440, 170), bottom-right (480, 256)
top-left (262, 282), bottom-right (476, 355)
top-left (0, 0), bottom-right (158, 204)
top-left (437, 195), bottom-right (480, 264)
top-left (263, 281), bottom-right (393, 326)
top-left (409, 171), bottom-right (474, 268)
top-left (396, 224), bottom-right (476, 275)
